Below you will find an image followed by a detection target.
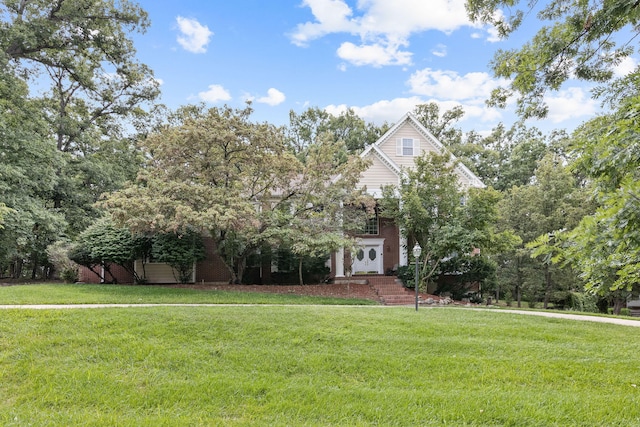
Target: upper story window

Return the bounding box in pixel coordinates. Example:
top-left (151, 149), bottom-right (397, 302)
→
top-left (396, 138), bottom-right (420, 156)
top-left (358, 209), bottom-right (379, 235)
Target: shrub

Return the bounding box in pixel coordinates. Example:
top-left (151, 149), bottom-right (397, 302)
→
top-left (567, 292), bottom-right (598, 313)
top-left (46, 241), bottom-right (79, 283)
top-left (396, 265), bottom-right (414, 289)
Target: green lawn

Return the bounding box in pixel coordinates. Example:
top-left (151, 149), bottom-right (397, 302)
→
top-left (1, 303), bottom-right (639, 426)
top-left (0, 283), bottom-right (378, 305)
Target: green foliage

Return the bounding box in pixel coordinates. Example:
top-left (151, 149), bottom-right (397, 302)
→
top-left (560, 95), bottom-right (640, 295)
top-left (71, 217), bottom-right (149, 283)
top-left (151, 231), bottom-right (205, 284)
top-left (438, 255), bottom-right (497, 300)
top-left (286, 106), bottom-right (386, 154)
top-left (46, 240), bottom-right (79, 283)
top-left (566, 292), bottom-right (599, 313)
top-left (0, 0), bottom-right (158, 276)
top-left (381, 151), bottom-right (501, 289)
top-left (466, 0), bottom-right (640, 118)
top-left (104, 104), bottom-right (371, 284)
top-left (396, 265), bottom-right (415, 289)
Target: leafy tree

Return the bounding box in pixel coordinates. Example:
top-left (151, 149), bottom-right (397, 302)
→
top-left (466, 0), bottom-right (640, 118)
top-left (0, 65), bottom-right (66, 278)
top-left (46, 240), bottom-right (79, 283)
top-left (262, 134), bottom-right (374, 285)
top-left (412, 102), bottom-right (464, 148)
top-left (558, 95), bottom-right (640, 306)
top-left (497, 153), bottom-right (591, 307)
top-left (71, 217), bottom-right (150, 283)
top-left (0, 0), bottom-right (159, 275)
top-left (104, 104), bottom-right (371, 284)
top-left (380, 152), bottom-right (499, 291)
top-left (287, 107), bottom-right (386, 154)
top-left (151, 231), bottom-right (206, 284)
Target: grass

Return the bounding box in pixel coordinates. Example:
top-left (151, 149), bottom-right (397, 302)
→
top-left (0, 283), bottom-right (378, 305)
top-left (1, 305), bottom-right (640, 426)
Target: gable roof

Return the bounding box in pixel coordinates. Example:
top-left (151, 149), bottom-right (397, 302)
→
top-left (360, 112), bottom-right (485, 188)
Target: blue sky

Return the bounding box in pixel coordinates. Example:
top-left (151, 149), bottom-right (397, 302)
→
top-left (132, 0), bottom-right (637, 135)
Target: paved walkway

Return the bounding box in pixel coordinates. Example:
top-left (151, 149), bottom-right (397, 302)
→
top-left (476, 308), bottom-right (640, 327)
top-left (1, 303), bottom-right (639, 327)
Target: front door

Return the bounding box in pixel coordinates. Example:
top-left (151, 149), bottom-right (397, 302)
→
top-left (351, 239), bottom-right (384, 274)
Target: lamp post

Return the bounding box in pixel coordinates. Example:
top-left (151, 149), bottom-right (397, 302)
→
top-left (413, 242), bottom-right (422, 311)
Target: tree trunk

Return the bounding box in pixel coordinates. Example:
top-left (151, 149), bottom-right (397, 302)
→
top-left (30, 249), bottom-right (40, 279)
top-left (11, 258), bottom-right (23, 279)
top-left (543, 264), bottom-right (551, 309)
top-left (298, 257), bottom-right (304, 286)
top-left (612, 298), bottom-right (625, 315)
top-left (516, 257), bottom-right (522, 308)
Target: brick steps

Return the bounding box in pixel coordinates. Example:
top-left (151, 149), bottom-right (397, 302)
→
top-left (364, 275), bottom-right (416, 305)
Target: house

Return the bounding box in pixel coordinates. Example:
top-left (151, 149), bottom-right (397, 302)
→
top-left (78, 112), bottom-right (484, 285)
top-left (329, 112), bottom-right (484, 278)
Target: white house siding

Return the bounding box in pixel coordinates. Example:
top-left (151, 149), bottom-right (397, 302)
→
top-left (358, 153), bottom-right (400, 196)
top-left (135, 260), bottom-right (180, 284)
top-left (378, 122), bottom-right (439, 169)
top-left (454, 169), bottom-right (475, 188)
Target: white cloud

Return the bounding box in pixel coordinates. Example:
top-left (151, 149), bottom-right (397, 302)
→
top-left (325, 96), bottom-right (502, 127)
top-left (613, 56), bottom-right (638, 77)
top-left (290, 0), bottom-right (473, 66)
top-left (337, 41), bottom-right (412, 67)
top-left (176, 16), bottom-right (213, 54)
top-left (544, 87), bottom-right (597, 123)
top-left (485, 9), bottom-right (505, 43)
top-left (431, 44), bottom-right (447, 58)
top-left (198, 84), bottom-right (231, 103)
top-left (256, 88), bottom-right (286, 106)
top-left (408, 68), bottom-right (508, 101)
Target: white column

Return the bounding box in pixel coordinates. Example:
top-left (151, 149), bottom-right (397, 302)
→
top-left (335, 247), bottom-right (345, 277)
top-left (335, 200), bottom-right (345, 277)
top-left (399, 234), bottom-right (408, 266)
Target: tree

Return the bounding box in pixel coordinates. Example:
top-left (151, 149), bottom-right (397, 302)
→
top-left (412, 102), bottom-right (464, 148)
top-left (559, 95), bottom-right (640, 303)
top-left (0, 0), bottom-right (159, 275)
top-left (287, 107), bottom-right (386, 154)
top-left (380, 152), bottom-right (499, 291)
top-left (0, 64), bottom-right (66, 278)
top-left (496, 153), bottom-right (592, 308)
top-left (104, 104), bottom-right (371, 284)
top-left (151, 231), bottom-right (206, 284)
top-left (466, 0), bottom-right (640, 118)
top-left (71, 217), bottom-right (150, 283)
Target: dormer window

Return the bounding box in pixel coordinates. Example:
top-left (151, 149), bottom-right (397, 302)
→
top-left (396, 138), bottom-right (420, 156)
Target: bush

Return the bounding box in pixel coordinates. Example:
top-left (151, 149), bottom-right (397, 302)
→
top-left (46, 241), bottom-right (79, 283)
top-left (567, 292), bottom-right (598, 313)
top-left (396, 265), bottom-right (414, 289)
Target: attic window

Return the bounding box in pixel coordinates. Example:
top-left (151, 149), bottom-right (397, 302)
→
top-left (397, 138), bottom-right (420, 156)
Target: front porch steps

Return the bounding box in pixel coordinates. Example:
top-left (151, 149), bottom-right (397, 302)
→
top-left (367, 276), bottom-right (417, 305)
top-left (335, 275), bottom-right (415, 305)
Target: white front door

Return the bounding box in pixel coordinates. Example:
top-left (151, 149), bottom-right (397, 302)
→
top-left (351, 239), bottom-right (384, 274)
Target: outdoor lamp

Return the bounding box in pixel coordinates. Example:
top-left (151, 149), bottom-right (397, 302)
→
top-left (413, 243), bottom-right (422, 311)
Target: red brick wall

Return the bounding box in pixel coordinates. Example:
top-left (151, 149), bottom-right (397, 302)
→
top-left (78, 263), bottom-right (134, 284)
top-left (194, 237), bottom-right (232, 283)
top-left (379, 217), bottom-right (400, 273)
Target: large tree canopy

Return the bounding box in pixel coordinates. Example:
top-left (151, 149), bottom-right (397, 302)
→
top-left (0, 0), bottom-right (159, 277)
top-left (380, 152), bottom-right (501, 290)
top-left (466, 0), bottom-right (640, 117)
top-left (104, 104), bottom-right (372, 283)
